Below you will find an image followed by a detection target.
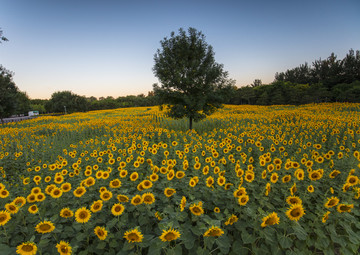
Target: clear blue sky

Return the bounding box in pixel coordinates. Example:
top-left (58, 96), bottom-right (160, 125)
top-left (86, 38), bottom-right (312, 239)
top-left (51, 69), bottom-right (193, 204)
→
top-left (1, 0), bottom-right (359, 99)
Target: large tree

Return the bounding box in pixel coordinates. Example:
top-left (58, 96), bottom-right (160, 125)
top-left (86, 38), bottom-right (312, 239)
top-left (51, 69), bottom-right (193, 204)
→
top-left (0, 66), bottom-right (19, 122)
top-left (153, 27), bottom-right (235, 130)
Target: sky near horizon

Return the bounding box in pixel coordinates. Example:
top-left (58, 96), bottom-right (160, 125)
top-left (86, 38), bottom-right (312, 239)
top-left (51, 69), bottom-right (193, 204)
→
top-left (0, 0), bottom-right (359, 99)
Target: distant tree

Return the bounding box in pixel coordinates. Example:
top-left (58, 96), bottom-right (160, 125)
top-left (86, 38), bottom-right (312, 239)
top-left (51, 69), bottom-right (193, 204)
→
top-left (15, 91), bottom-right (31, 115)
top-left (153, 27), bottom-right (235, 130)
top-left (47, 91), bottom-right (88, 113)
top-left (0, 28), bottom-right (8, 43)
top-left (251, 79), bottom-right (262, 87)
top-left (0, 66), bottom-right (19, 122)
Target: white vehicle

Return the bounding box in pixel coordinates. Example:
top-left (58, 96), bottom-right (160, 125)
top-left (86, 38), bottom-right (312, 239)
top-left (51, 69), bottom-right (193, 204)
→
top-left (28, 111), bottom-right (39, 117)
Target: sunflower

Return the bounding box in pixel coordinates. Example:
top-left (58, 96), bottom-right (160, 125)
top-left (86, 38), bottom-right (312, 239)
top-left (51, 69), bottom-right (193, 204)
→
top-left (322, 211), bottom-right (330, 223)
top-left (94, 226), bottom-right (108, 240)
top-left (204, 226), bottom-right (224, 237)
top-left (26, 194), bottom-right (36, 203)
top-left (233, 187), bottom-right (247, 198)
top-left (35, 220), bottom-right (55, 233)
top-left (75, 207), bottom-right (91, 223)
top-left (117, 194), bottom-right (129, 203)
top-left (176, 171), bottom-right (185, 179)
top-left (307, 185), bottom-right (314, 193)
top-left (244, 172), bottom-right (255, 182)
top-left (123, 228), bottom-right (144, 243)
top-left (159, 228), bottom-right (181, 242)
top-left (214, 207), bottom-right (220, 213)
top-left (179, 196), bottom-right (186, 212)
top-left (0, 210), bottom-right (11, 226)
top-left (91, 200), bottom-right (104, 213)
top-left (189, 202), bottom-right (204, 216)
top-left (60, 208), bottom-right (74, 218)
top-left (238, 194), bottom-right (249, 206)
top-left (5, 202), bottom-right (19, 214)
top-left (290, 183), bottom-right (297, 195)
top-left (16, 241), bottom-right (37, 255)
top-left (51, 187), bottom-right (63, 198)
top-left (167, 170), bottom-right (175, 180)
top-left (56, 240), bottom-right (72, 255)
top-left (142, 192), bottom-right (155, 205)
top-left (100, 191), bottom-right (113, 201)
top-left (217, 176), bottom-right (226, 186)
top-left (265, 183), bottom-right (271, 196)
top-left (347, 175), bottom-right (358, 186)
top-left (324, 196), bottom-right (339, 208)
top-left (109, 179), bottom-right (121, 188)
top-left (155, 211), bottom-right (163, 221)
top-left (206, 176), bottom-right (214, 187)
top-left (13, 196), bottom-right (26, 208)
top-left (336, 203), bottom-right (354, 213)
top-left (36, 193), bottom-right (46, 202)
top-left (130, 172), bottom-right (139, 181)
top-left (280, 175), bottom-right (291, 183)
top-left (119, 170), bottom-right (128, 178)
top-left (164, 188), bottom-right (176, 198)
top-left (285, 204), bottom-right (305, 221)
top-left (286, 195), bottom-right (302, 205)
top-left (261, 170), bottom-right (267, 179)
top-left (225, 214), bottom-right (238, 225)
top-left (131, 195), bottom-right (143, 206)
top-left (60, 183), bottom-right (71, 192)
top-left (28, 205), bottom-right (38, 214)
top-left (295, 169), bottom-right (305, 180)
top-left (73, 186), bottom-right (86, 198)
top-left (270, 173), bottom-right (279, 183)
top-left (150, 173), bottom-right (159, 182)
top-left (329, 170), bottom-right (340, 178)
top-left (261, 212), bottom-right (280, 227)
top-left (111, 203), bottom-right (125, 216)
top-left (142, 180), bottom-right (153, 189)
top-left (309, 170), bottom-right (323, 181)
top-left (84, 177), bottom-right (96, 187)
top-left (189, 179), bottom-right (197, 187)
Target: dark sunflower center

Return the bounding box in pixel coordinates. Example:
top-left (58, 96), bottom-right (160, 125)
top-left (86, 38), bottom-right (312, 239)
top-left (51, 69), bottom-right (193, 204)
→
top-left (164, 232), bottom-right (176, 240)
top-left (290, 208), bottom-right (301, 217)
top-left (40, 224), bottom-right (51, 231)
top-left (22, 245), bottom-right (34, 252)
top-left (192, 207), bottom-right (200, 213)
top-left (128, 233), bottom-right (139, 241)
top-left (79, 212), bottom-right (87, 219)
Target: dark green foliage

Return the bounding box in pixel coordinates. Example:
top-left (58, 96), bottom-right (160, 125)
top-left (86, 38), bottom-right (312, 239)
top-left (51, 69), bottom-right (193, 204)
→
top-left (0, 28), bottom-right (8, 43)
top-left (153, 27), bottom-right (235, 129)
top-left (0, 66), bottom-right (19, 121)
top-left (230, 49), bottom-right (360, 106)
top-left (46, 91), bottom-right (88, 113)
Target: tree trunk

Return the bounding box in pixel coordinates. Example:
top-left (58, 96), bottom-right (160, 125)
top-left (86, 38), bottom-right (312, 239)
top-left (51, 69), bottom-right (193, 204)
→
top-left (189, 116), bottom-right (193, 130)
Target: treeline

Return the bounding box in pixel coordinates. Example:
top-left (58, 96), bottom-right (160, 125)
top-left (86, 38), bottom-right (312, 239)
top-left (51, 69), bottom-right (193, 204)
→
top-left (0, 65), bottom-right (32, 120)
top-left (229, 49), bottom-right (360, 105)
top-left (31, 91), bottom-right (157, 114)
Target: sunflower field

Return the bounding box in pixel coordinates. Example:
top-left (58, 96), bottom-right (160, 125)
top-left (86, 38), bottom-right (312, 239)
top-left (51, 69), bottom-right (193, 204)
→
top-left (1, 103), bottom-right (360, 255)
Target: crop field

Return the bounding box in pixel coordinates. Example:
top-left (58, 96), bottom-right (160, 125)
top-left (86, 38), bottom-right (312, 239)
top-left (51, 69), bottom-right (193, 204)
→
top-left (1, 103), bottom-right (360, 255)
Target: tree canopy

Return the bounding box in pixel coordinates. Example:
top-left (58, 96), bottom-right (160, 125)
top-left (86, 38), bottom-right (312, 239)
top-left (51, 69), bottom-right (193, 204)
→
top-left (153, 27), bottom-right (235, 129)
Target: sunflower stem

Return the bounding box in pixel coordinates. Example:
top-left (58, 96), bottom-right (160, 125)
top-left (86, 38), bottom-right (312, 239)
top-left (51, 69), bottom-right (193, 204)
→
top-left (2, 226), bottom-right (9, 245)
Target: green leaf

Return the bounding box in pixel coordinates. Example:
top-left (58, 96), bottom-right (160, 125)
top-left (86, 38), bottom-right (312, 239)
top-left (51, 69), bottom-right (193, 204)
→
top-left (241, 230), bottom-right (256, 244)
top-left (107, 218), bottom-right (118, 229)
top-left (38, 238), bottom-right (50, 248)
top-left (76, 233), bottom-right (87, 242)
top-left (278, 235), bottom-right (293, 249)
top-left (109, 239), bottom-right (119, 248)
top-left (0, 244), bottom-right (16, 255)
top-left (96, 242), bottom-right (107, 250)
top-left (292, 224), bottom-right (307, 240)
top-left (204, 236), bottom-right (215, 249)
